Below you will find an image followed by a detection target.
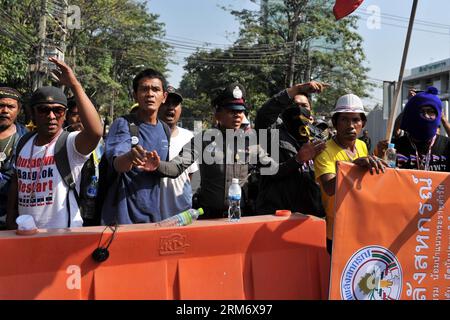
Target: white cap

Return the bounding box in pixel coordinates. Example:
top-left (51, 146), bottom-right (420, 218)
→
top-left (16, 215), bottom-right (37, 231)
top-left (331, 94), bottom-right (367, 115)
top-left (232, 178), bottom-right (239, 184)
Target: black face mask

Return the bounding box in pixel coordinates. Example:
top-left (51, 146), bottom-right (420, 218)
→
top-left (281, 106), bottom-right (313, 143)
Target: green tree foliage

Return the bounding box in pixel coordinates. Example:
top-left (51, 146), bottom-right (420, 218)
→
top-left (0, 0), bottom-right (170, 120)
top-left (179, 0), bottom-right (371, 117)
top-left (0, 0), bottom-right (38, 91)
top-left (66, 0), bottom-right (170, 119)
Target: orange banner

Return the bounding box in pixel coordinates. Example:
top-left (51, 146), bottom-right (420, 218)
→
top-left (330, 162), bottom-right (450, 300)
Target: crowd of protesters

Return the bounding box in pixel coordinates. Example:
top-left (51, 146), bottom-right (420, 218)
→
top-left (1, 58), bottom-right (449, 256)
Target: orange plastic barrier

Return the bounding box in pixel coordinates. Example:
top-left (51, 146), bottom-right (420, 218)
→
top-left (0, 214), bottom-right (330, 300)
top-left (330, 162), bottom-right (450, 300)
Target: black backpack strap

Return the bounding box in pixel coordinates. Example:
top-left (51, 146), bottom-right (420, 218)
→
top-left (14, 131), bottom-right (37, 164)
top-left (54, 131), bottom-right (81, 227)
top-left (121, 113), bottom-right (140, 147)
top-left (129, 123), bottom-right (139, 146)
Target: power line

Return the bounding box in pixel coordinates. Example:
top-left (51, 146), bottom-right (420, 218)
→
top-left (358, 7), bottom-right (450, 30)
top-left (158, 36), bottom-right (295, 53)
top-left (182, 59), bottom-right (289, 67)
top-left (356, 16), bottom-right (450, 37)
top-left (0, 9), bottom-right (37, 46)
top-left (161, 34), bottom-right (295, 49)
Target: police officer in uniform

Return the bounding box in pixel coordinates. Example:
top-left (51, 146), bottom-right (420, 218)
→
top-left (144, 83), bottom-right (274, 219)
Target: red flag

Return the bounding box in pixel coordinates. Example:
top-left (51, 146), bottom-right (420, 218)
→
top-left (333, 0), bottom-right (364, 20)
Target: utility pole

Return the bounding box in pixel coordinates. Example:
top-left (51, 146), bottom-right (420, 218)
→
top-left (286, 2), bottom-right (303, 87)
top-left (33, 0), bottom-right (47, 91)
top-left (385, 0), bottom-right (418, 141)
top-left (305, 42), bottom-right (311, 82)
top-left (260, 0), bottom-right (269, 44)
top-left (31, 0), bottom-right (69, 91)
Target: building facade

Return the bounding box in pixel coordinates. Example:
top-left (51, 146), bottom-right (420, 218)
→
top-left (403, 58), bottom-right (450, 108)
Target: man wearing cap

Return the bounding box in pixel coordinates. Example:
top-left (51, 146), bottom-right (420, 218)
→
top-left (390, 87), bottom-right (449, 172)
top-left (144, 82), bottom-right (275, 218)
top-left (158, 86), bottom-right (199, 218)
top-left (314, 93), bottom-right (385, 254)
top-left (6, 57), bottom-right (103, 229)
top-left (0, 87), bottom-right (28, 229)
top-left (254, 81), bottom-right (328, 217)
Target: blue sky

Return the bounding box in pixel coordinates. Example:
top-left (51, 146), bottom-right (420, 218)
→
top-left (149, 0), bottom-right (450, 107)
top-left (148, 0), bottom-right (253, 85)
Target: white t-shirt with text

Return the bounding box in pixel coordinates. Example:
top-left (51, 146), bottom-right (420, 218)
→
top-left (16, 131), bottom-right (90, 229)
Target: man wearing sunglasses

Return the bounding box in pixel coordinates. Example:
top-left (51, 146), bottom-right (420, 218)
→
top-left (7, 57), bottom-right (103, 229)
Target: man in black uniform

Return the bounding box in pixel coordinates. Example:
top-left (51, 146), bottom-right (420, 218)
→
top-left (143, 83), bottom-right (276, 218)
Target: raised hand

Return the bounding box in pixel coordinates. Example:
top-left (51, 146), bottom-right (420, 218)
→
top-left (48, 57), bottom-right (79, 88)
top-left (297, 81), bottom-right (329, 94)
top-left (287, 81), bottom-right (329, 98)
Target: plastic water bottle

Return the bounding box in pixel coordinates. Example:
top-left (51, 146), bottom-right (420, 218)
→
top-left (384, 143), bottom-right (397, 168)
top-left (156, 208), bottom-right (204, 227)
top-left (228, 178), bottom-right (242, 222)
top-left (86, 176), bottom-right (98, 198)
top-left (83, 176), bottom-right (99, 221)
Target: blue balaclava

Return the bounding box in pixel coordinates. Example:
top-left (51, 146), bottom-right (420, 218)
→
top-left (400, 86), bottom-right (442, 141)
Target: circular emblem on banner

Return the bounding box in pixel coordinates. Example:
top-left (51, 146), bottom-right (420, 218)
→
top-left (131, 136), bottom-right (139, 146)
top-left (340, 245), bottom-right (402, 300)
top-left (232, 86), bottom-right (243, 99)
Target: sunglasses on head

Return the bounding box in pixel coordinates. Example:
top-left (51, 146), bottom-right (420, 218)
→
top-left (36, 106), bottom-right (67, 117)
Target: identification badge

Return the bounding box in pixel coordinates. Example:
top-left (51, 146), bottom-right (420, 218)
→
top-left (131, 136), bottom-right (139, 146)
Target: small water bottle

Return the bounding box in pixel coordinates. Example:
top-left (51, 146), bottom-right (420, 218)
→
top-left (228, 178), bottom-right (242, 222)
top-left (86, 176), bottom-right (98, 198)
top-left (384, 143), bottom-right (397, 168)
top-left (156, 208), bottom-right (204, 227)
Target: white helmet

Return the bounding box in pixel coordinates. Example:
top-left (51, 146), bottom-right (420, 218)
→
top-left (331, 93), bottom-right (367, 115)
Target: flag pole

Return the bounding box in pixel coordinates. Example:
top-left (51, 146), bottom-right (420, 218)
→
top-left (385, 0), bottom-right (419, 141)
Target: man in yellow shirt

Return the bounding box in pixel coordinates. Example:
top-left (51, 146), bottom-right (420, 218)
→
top-left (314, 94), bottom-right (386, 255)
